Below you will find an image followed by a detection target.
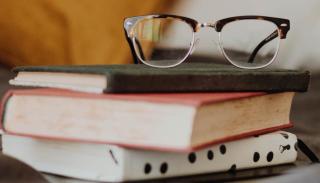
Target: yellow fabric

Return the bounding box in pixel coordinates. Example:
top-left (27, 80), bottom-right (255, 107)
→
top-left (0, 0), bottom-right (174, 67)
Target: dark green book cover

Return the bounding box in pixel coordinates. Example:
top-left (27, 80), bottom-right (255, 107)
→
top-left (12, 63), bottom-right (310, 93)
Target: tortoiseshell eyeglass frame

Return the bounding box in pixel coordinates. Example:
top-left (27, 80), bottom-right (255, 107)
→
top-left (123, 14), bottom-right (290, 69)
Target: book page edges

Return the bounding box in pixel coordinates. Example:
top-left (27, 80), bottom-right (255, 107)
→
top-left (1, 88), bottom-right (265, 107)
top-left (10, 71), bottom-right (107, 92)
top-left (191, 92), bottom-right (294, 147)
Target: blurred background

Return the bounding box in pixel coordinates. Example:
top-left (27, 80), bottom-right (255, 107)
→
top-left (0, 0), bottom-right (319, 70)
top-left (0, 1), bottom-right (319, 181)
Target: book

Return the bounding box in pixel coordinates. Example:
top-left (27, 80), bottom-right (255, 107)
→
top-left (2, 131), bottom-right (298, 182)
top-left (9, 63), bottom-right (310, 93)
top-left (1, 88), bottom-right (294, 151)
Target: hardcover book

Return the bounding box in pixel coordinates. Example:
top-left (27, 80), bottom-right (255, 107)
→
top-left (2, 131), bottom-right (298, 182)
top-left (9, 63), bottom-right (310, 93)
top-left (1, 88), bottom-right (294, 151)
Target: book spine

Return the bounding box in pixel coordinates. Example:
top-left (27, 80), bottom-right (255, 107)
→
top-left (0, 90), bottom-right (14, 130)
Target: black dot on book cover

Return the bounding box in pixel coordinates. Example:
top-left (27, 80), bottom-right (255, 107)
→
top-left (160, 162), bottom-right (168, 174)
top-left (207, 150), bottom-right (214, 160)
top-left (267, 151), bottom-right (274, 162)
top-left (144, 163), bottom-right (152, 174)
top-left (229, 164), bottom-right (237, 173)
top-left (188, 153), bottom-right (197, 163)
top-left (220, 145), bottom-right (226, 154)
top-left (253, 152), bottom-right (260, 162)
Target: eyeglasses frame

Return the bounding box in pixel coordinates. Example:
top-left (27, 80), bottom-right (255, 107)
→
top-left (124, 14), bottom-right (290, 69)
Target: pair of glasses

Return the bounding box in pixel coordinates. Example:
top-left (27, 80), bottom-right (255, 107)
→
top-left (124, 14), bottom-right (290, 69)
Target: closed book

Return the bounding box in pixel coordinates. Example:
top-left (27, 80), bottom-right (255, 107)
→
top-left (2, 131), bottom-right (298, 182)
top-left (1, 88), bottom-right (294, 151)
top-left (9, 63), bottom-right (310, 93)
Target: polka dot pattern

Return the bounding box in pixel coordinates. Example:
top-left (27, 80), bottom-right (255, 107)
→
top-left (267, 151), bottom-right (274, 162)
top-left (136, 132), bottom-right (297, 179)
top-left (220, 145), bottom-right (226, 154)
top-left (188, 153), bottom-right (196, 163)
top-left (207, 150), bottom-right (214, 160)
top-left (253, 152), bottom-right (260, 162)
top-left (160, 162), bottom-right (168, 174)
top-left (144, 163), bottom-right (152, 174)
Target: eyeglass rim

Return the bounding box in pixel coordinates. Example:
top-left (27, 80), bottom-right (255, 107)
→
top-left (131, 34), bottom-right (195, 68)
top-left (218, 28), bottom-right (282, 69)
top-left (129, 16), bottom-right (196, 68)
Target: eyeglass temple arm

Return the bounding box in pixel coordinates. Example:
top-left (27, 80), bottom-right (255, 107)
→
top-left (248, 30), bottom-right (278, 63)
top-left (124, 28), bottom-right (145, 64)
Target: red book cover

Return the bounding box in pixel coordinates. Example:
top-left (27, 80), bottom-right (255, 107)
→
top-left (0, 89), bottom-right (292, 152)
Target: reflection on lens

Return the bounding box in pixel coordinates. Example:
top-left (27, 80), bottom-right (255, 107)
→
top-left (219, 20), bottom-right (280, 69)
top-left (132, 17), bottom-right (194, 67)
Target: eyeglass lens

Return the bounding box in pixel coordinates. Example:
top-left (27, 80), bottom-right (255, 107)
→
top-left (132, 17), bottom-right (194, 67)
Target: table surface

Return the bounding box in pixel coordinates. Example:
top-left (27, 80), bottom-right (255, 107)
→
top-left (0, 66), bottom-right (319, 183)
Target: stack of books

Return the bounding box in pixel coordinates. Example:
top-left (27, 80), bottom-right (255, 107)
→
top-left (0, 63), bottom-right (309, 182)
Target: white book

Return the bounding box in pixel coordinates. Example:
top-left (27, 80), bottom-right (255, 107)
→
top-left (2, 131), bottom-right (297, 182)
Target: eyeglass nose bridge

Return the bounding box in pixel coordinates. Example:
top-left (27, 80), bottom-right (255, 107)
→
top-left (197, 22), bottom-right (216, 31)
